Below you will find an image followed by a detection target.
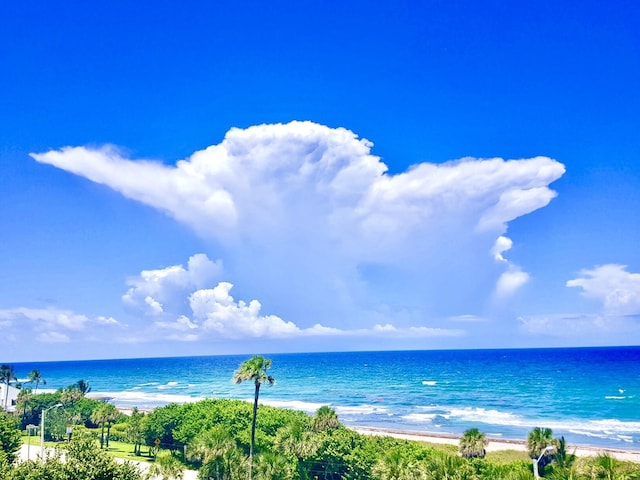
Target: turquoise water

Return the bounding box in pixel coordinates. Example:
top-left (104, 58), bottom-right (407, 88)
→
top-left (10, 347), bottom-right (640, 449)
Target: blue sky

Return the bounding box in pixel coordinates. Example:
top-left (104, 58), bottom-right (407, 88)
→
top-left (1, 0), bottom-right (639, 361)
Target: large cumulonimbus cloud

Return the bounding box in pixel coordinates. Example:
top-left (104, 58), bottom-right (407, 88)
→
top-left (31, 121), bottom-right (565, 333)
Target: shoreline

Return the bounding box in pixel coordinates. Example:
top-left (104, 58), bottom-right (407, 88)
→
top-left (350, 426), bottom-right (640, 463)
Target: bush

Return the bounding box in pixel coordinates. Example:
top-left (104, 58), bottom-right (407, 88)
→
top-left (0, 411), bottom-right (21, 464)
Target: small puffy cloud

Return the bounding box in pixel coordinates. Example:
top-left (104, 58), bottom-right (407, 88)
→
top-left (190, 282), bottom-right (303, 339)
top-left (490, 235), bottom-right (530, 299)
top-left (95, 316), bottom-right (120, 325)
top-left (495, 269), bottom-right (530, 298)
top-left (145, 296), bottom-right (164, 315)
top-left (492, 236), bottom-right (513, 262)
top-left (32, 122), bottom-right (565, 331)
top-left (567, 264), bottom-right (640, 315)
top-left (123, 253), bottom-right (223, 316)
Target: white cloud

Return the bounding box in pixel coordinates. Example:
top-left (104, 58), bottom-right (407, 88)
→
top-left (0, 307), bottom-right (124, 346)
top-left (146, 274), bottom-right (465, 341)
top-left (145, 296), bottom-right (164, 314)
top-left (495, 269), bottom-right (530, 298)
top-left (37, 331), bottom-right (71, 343)
top-left (123, 253), bottom-right (223, 316)
top-left (0, 307), bottom-right (90, 330)
top-left (31, 122), bottom-right (565, 329)
top-left (190, 282), bottom-right (303, 339)
top-left (567, 264), bottom-right (640, 315)
top-left (492, 236), bottom-right (513, 262)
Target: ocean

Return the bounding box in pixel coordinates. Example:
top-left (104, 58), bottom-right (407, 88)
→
top-left (9, 347), bottom-right (640, 450)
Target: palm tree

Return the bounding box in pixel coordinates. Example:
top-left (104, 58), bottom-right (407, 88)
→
top-left (145, 450), bottom-right (184, 480)
top-left (233, 355), bottom-right (275, 480)
top-left (274, 421), bottom-right (320, 480)
top-left (553, 436), bottom-right (576, 470)
top-left (0, 364), bottom-right (17, 411)
top-left (312, 405), bottom-right (340, 432)
top-left (198, 445), bottom-right (248, 480)
top-left (372, 448), bottom-right (418, 480)
top-left (27, 369), bottom-right (46, 393)
top-left (253, 451), bottom-right (295, 480)
top-left (590, 453), bottom-right (620, 480)
top-left (459, 428), bottom-right (488, 458)
top-left (75, 379), bottom-right (91, 395)
top-left (16, 387), bottom-right (33, 418)
top-left (528, 427), bottom-right (555, 458)
top-left (103, 403), bottom-right (120, 448)
top-left (187, 426), bottom-right (236, 469)
top-left (528, 427), bottom-right (556, 477)
top-left (91, 402), bottom-right (119, 449)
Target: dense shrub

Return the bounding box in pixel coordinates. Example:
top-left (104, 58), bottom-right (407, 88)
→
top-left (0, 411), bottom-right (21, 464)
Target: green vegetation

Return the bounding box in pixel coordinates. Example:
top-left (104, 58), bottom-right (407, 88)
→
top-left (8, 429), bottom-right (142, 480)
top-left (0, 411), bottom-right (21, 464)
top-left (2, 360), bottom-right (640, 480)
top-left (26, 370), bottom-right (46, 393)
top-left (459, 428), bottom-right (488, 459)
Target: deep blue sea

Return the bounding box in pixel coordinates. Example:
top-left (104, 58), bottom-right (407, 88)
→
top-left (10, 347), bottom-right (640, 450)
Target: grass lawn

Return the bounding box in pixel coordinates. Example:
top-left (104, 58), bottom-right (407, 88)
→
top-left (103, 440), bottom-right (154, 463)
top-left (21, 432), bottom-right (153, 463)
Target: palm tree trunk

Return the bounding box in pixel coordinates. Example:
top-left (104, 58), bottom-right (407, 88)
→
top-left (250, 380), bottom-right (261, 480)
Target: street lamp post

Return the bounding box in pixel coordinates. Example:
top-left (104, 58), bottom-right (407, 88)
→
top-left (533, 445), bottom-right (555, 479)
top-left (40, 403), bottom-right (62, 462)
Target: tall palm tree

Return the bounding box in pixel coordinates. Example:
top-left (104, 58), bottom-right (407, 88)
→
top-left (0, 364), bottom-right (17, 410)
top-left (233, 355), bottom-right (275, 480)
top-left (103, 403), bottom-right (119, 448)
top-left (27, 369), bottom-right (46, 393)
top-left (91, 402), bottom-right (119, 449)
top-left (459, 428), bottom-right (488, 458)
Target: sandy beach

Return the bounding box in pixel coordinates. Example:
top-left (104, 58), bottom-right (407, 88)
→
top-left (351, 426), bottom-right (640, 463)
